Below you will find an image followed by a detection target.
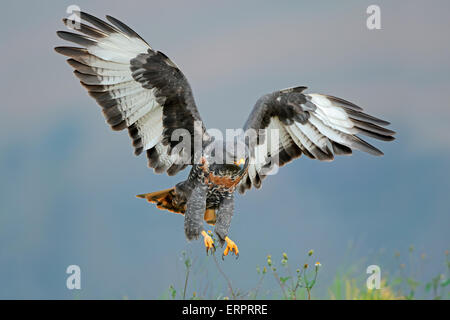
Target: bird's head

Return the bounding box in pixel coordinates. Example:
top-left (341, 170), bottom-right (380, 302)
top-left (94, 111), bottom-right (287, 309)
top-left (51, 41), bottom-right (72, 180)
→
top-left (233, 157), bottom-right (246, 170)
top-left (203, 138), bottom-right (249, 176)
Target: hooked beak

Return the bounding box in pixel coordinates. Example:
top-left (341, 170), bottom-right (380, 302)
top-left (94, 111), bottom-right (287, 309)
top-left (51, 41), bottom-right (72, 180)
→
top-left (234, 158), bottom-right (245, 170)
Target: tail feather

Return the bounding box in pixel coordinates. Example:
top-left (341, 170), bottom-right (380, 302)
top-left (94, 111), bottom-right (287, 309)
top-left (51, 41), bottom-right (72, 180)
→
top-left (204, 209), bottom-right (216, 226)
top-left (137, 187), bottom-right (185, 214)
top-left (137, 187), bottom-right (216, 225)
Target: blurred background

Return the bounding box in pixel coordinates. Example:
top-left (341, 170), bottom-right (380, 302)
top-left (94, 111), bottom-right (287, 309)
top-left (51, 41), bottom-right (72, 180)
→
top-left (0, 0), bottom-right (449, 299)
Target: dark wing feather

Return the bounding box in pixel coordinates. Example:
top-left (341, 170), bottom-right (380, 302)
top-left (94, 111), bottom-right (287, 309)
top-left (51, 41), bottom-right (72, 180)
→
top-left (238, 87), bottom-right (395, 193)
top-left (55, 12), bottom-right (208, 176)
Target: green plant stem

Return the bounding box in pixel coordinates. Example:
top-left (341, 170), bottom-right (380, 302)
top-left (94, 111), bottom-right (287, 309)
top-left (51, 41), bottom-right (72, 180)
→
top-left (183, 267), bottom-right (190, 300)
top-left (212, 253), bottom-right (236, 299)
top-left (292, 270), bottom-right (304, 300)
top-left (271, 269), bottom-right (288, 300)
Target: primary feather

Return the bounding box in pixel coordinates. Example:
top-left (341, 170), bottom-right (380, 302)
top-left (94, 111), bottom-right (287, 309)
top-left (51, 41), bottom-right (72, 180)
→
top-left (55, 11), bottom-right (208, 176)
top-left (238, 88), bottom-right (395, 193)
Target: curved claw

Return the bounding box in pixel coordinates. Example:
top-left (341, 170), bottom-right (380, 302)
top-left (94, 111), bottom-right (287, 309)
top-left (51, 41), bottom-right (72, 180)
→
top-left (201, 230), bottom-right (215, 255)
top-left (206, 243), bottom-right (216, 255)
top-left (222, 236), bottom-right (239, 259)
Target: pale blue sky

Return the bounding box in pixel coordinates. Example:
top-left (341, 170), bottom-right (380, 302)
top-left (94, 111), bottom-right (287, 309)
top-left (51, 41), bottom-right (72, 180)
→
top-left (0, 0), bottom-right (449, 298)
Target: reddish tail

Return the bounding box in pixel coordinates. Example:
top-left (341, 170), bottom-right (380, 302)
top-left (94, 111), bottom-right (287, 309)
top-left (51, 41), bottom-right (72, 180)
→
top-left (136, 187), bottom-right (216, 225)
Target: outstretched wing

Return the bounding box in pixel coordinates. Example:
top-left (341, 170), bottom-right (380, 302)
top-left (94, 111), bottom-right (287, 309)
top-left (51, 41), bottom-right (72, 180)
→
top-left (55, 12), bottom-right (208, 176)
top-left (238, 86), bottom-right (395, 193)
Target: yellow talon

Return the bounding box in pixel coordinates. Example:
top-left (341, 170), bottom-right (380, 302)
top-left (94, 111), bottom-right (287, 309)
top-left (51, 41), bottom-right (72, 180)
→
top-left (201, 230), bottom-right (215, 255)
top-left (223, 236), bottom-right (239, 259)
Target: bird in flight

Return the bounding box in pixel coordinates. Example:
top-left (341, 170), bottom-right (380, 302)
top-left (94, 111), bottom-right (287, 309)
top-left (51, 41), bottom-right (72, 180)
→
top-left (55, 12), bottom-right (395, 258)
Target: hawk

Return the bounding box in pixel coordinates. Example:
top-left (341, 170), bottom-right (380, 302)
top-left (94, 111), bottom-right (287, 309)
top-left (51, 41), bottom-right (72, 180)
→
top-left (55, 12), bottom-right (395, 258)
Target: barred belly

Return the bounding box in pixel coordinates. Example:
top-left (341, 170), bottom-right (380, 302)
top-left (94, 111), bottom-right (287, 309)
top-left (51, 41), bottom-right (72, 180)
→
top-left (206, 186), bottom-right (232, 209)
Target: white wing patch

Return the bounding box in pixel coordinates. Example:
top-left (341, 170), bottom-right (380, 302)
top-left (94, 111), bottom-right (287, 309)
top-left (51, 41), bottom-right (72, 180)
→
top-left (57, 12), bottom-right (205, 176)
top-left (239, 92), bottom-right (395, 193)
top-left (56, 13), bottom-right (167, 157)
top-left (308, 94), bottom-right (353, 132)
top-left (135, 106), bottom-right (164, 150)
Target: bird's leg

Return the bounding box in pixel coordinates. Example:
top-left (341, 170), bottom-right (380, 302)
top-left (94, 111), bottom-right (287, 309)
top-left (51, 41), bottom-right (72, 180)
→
top-left (214, 194), bottom-right (239, 259)
top-left (184, 184), bottom-right (208, 242)
top-left (223, 236), bottom-right (239, 259)
top-left (201, 230), bottom-right (215, 255)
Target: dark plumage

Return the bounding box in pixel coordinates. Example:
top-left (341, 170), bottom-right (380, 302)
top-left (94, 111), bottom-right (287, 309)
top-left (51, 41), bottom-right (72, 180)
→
top-left (55, 12), bottom-right (395, 257)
